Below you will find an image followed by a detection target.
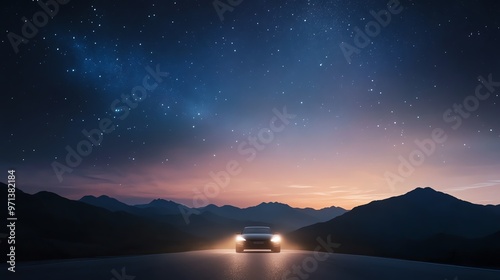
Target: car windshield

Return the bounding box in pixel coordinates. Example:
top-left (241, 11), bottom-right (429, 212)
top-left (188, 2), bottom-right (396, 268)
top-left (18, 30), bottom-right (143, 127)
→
top-left (243, 227), bottom-right (271, 234)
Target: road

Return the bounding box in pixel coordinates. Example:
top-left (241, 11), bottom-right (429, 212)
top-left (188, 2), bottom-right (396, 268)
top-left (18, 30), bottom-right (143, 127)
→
top-left (1, 250), bottom-right (499, 280)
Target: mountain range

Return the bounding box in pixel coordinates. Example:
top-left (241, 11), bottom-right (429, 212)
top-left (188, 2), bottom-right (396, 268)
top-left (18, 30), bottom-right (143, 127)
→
top-left (0, 183), bottom-right (346, 262)
top-left (2, 183), bottom-right (499, 269)
top-left (0, 185), bottom-right (201, 262)
top-left (80, 194), bottom-right (347, 232)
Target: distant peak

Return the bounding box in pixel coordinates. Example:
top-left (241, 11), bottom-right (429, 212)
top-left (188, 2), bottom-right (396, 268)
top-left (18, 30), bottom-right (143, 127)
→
top-left (403, 187), bottom-right (456, 201)
top-left (258, 201), bottom-right (289, 207)
top-left (411, 187), bottom-right (437, 193)
top-left (204, 204), bottom-right (219, 208)
top-left (151, 198), bottom-right (170, 203)
top-left (148, 198), bottom-right (178, 205)
top-left (80, 195), bottom-right (117, 201)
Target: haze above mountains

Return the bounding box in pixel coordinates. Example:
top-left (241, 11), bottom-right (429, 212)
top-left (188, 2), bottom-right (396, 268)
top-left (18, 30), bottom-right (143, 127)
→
top-left (1, 183), bottom-right (499, 269)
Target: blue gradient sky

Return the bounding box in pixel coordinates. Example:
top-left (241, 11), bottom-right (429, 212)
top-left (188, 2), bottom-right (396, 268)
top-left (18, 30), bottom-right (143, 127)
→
top-left (1, 0), bottom-right (499, 209)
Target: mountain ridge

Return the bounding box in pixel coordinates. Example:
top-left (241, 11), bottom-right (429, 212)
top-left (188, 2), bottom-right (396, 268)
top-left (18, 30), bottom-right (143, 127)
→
top-left (3, 183), bottom-right (499, 268)
top-left (77, 194), bottom-right (347, 231)
top-left (287, 187), bottom-right (500, 268)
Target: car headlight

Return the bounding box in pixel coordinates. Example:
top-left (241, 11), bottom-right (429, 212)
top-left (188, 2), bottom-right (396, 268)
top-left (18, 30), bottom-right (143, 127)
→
top-left (271, 235), bottom-right (281, 243)
top-left (236, 235), bottom-right (246, 242)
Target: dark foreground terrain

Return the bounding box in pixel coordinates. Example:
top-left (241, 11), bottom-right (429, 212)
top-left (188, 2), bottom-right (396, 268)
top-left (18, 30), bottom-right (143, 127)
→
top-left (1, 250), bottom-right (499, 280)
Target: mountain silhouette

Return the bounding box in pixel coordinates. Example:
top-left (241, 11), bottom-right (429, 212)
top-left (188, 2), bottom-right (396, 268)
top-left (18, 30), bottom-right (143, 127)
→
top-left (78, 194), bottom-right (346, 244)
top-left (0, 183), bottom-right (201, 262)
top-left (287, 187), bottom-right (500, 268)
top-left (5, 183), bottom-right (499, 268)
top-left (198, 201), bottom-right (347, 231)
top-left (295, 205), bottom-right (347, 221)
top-left (80, 195), bottom-right (142, 214)
top-left (134, 198), bottom-right (183, 215)
top-left (79, 196), bottom-right (347, 232)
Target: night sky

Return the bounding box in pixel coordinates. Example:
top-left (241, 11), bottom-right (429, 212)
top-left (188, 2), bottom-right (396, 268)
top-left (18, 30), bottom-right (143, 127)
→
top-left (1, 0), bottom-right (500, 209)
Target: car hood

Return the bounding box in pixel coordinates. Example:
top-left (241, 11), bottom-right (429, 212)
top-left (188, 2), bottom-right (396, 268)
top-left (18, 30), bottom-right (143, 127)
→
top-left (242, 233), bottom-right (273, 239)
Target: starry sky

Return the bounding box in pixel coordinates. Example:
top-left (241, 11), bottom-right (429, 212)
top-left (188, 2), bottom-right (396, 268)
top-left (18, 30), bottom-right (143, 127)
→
top-left (1, 0), bottom-right (500, 210)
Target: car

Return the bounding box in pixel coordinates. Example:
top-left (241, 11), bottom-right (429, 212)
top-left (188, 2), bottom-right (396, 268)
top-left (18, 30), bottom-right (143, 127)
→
top-left (235, 226), bottom-right (281, 253)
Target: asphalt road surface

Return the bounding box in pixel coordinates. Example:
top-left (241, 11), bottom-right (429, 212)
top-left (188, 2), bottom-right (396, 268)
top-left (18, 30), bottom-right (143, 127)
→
top-left (1, 250), bottom-right (499, 280)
